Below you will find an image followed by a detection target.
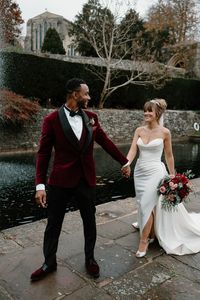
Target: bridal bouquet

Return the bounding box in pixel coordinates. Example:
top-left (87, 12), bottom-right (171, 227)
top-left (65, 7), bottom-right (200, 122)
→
top-left (157, 170), bottom-right (194, 212)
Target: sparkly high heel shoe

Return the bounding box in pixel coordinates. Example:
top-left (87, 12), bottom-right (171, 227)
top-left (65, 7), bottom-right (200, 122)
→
top-left (132, 223), bottom-right (155, 244)
top-left (149, 237), bottom-right (155, 244)
top-left (135, 239), bottom-right (149, 258)
top-left (131, 222), bottom-right (139, 230)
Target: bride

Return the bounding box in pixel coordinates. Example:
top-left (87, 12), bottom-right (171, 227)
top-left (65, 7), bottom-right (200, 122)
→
top-left (123, 98), bottom-right (200, 257)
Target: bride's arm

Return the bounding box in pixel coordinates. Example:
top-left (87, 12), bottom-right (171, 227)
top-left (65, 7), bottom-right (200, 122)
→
top-left (163, 129), bottom-right (175, 175)
top-left (126, 127), bottom-right (140, 165)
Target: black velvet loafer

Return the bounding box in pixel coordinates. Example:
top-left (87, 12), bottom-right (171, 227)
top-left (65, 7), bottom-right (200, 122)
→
top-left (30, 263), bottom-right (57, 282)
top-left (85, 259), bottom-right (100, 278)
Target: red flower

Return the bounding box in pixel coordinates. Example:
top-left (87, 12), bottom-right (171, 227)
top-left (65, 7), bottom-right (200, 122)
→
top-left (181, 175), bottom-right (189, 185)
top-left (157, 171), bottom-right (194, 212)
top-left (179, 187), bottom-right (188, 199)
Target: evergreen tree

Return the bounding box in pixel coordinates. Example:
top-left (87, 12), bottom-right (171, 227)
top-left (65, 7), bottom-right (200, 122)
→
top-left (70, 0), bottom-right (114, 57)
top-left (42, 28), bottom-right (66, 55)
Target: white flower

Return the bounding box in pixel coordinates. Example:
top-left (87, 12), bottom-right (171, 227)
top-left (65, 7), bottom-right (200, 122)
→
top-left (89, 118), bottom-right (95, 126)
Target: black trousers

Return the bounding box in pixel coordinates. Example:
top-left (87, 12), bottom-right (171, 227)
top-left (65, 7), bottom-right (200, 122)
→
top-left (43, 180), bottom-right (96, 267)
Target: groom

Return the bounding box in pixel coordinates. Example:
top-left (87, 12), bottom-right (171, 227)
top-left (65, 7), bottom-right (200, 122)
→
top-left (31, 78), bottom-right (130, 281)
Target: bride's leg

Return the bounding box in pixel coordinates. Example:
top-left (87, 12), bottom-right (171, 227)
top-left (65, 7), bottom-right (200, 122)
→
top-left (149, 210), bottom-right (156, 241)
top-left (137, 213), bottom-right (154, 253)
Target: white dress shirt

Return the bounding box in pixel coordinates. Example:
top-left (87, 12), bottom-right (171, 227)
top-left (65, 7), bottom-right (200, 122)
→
top-left (64, 107), bottom-right (83, 140)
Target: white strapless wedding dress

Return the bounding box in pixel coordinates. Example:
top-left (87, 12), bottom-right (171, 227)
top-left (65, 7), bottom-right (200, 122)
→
top-left (134, 137), bottom-right (200, 255)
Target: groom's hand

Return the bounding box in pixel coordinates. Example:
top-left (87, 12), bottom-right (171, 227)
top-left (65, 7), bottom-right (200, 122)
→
top-left (121, 165), bottom-right (131, 178)
top-left (35, 190), bottom-right (47, 208)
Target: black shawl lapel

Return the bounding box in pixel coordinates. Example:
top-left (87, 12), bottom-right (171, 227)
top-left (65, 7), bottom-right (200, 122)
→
top-left (81, 110), bottom-right (93, 153)
top-left (58, 105), bottom-right (80, 151)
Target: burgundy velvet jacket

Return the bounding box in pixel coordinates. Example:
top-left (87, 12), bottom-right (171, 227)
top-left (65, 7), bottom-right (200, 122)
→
top-left (35, 106), bottom-right (128, 188)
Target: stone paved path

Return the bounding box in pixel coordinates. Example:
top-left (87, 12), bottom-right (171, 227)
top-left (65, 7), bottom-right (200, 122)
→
top-left (0, 178), bottom-right (200, 300)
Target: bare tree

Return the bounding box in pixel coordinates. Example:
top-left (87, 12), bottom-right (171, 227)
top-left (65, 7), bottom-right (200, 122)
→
top-left (71, 0), bottom-right (171, 108)
top-left (146, 0), bottom-right (199, 44)
top-left (0, 0), bottom-right (23, 46)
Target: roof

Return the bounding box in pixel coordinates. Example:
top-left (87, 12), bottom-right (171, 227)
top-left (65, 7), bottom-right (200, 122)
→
top-left (30, 11), bottom-right (70, 22)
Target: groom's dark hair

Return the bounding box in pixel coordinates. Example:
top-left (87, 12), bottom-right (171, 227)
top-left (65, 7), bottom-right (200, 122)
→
top-left (65, 78), bottom-right (86, 95)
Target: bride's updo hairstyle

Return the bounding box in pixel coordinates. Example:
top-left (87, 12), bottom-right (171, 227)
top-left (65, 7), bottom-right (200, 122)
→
top-left (144, 98), bottom-right (167, 123)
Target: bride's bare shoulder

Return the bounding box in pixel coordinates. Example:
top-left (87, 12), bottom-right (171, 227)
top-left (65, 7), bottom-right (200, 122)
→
top-left (162, 126), bottom-right (171, 137)
top-left (136, 126), bottom-right (145, 134)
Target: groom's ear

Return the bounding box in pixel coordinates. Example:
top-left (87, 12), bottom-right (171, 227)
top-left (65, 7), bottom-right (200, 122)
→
top-left (73, 90), bottom-right (79, 98)
top-left (73, 89), bottom-right (82, 100)
top-left (71, 91), bottom-right (76, 99)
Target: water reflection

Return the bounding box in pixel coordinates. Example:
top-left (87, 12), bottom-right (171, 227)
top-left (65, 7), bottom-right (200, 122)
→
top-left (0, 141), bottom-right (199, 230)
top-left (172, 142), bottom-right (200, 174)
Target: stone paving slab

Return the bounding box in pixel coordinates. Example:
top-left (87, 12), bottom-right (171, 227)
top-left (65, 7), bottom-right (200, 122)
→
top-left (141, 275), bottom-right (200, 300)
top-left (61, 211), bottom-right (83, 234)
top-left (58, 230), bottom-right (110, 260)
top-left (63, 284), bottom-right (113, 300)
top-left (58, 230), bottom-right (84, 260)
top-left (184, 191), bottom-right (200, 213)
top-left (191, 179), bottom-right (200, 193)
top-left (117, 212), bottom-right (138, 226)
top-left (171, 252), bottom-right (200, 271)
top-left (97, 219), bottom-right (133, 240)
top-left (0, 285), bottom-right (14, 300)
top-left (0, 246), bottom-right (86, 300)
top-left (0, 233), bottom-right (22, 255)
top-left (0, 179), bottom-right (200, 300)
top-left (103, 261), bottom-right (172, 299)
top-left (64, 243), bottom-right (144, 282)
top-left (156, 255), bottom-right (200, 283)
top-left (96, 197), bottom-right (137, 223)
top-left (115, 232), bottom-right (138, 252)
top-left (1, 220), bottom-right (46, 250)
top-left (115, 232), bottom-right (165, 259)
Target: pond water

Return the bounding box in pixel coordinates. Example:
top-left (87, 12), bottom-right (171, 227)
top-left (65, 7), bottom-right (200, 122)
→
top-left (0, 141), bottom-right (200, 230)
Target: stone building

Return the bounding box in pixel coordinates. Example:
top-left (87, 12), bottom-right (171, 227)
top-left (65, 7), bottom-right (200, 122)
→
top-left (162, 41), bottom-right (200, 80)
top-left (24, 11), bottom-right (77, 56)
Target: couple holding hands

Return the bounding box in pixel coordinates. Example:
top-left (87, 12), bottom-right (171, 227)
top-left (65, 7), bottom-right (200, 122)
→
top-left (31, 78), bottom-right (200, 282)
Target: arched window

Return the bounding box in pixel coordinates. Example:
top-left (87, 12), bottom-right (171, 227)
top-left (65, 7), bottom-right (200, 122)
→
top-left (39, 24), bottom-right (42, 49)
top-left (168, 54), bottom-right (186, 68)
top-left (35, 29), bottom-right (38, 50)
top-left (30, 22), bottom-right (34, 51)
top-left (68, 44), bottom-right (76, 56)
top-left (44, 21), bottom-right (47, 35)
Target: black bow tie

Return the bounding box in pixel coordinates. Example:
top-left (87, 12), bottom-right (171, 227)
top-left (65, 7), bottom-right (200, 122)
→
top-left (64, 106), bottom-right (82, 117)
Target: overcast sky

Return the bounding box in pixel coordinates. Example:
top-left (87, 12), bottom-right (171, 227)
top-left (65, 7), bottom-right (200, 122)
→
top-left (16, 0), bottom-right (158, 35)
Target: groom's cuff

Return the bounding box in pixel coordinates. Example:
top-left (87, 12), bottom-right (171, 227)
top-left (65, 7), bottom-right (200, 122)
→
top-left (36, 184), bottom-right (45, 191)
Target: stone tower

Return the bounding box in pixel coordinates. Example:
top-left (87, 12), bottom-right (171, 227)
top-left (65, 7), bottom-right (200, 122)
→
top-left (24, 11), bottom-right (77, 56)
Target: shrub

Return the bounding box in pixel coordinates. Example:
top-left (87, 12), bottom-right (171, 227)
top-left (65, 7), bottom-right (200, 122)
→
top-left (0, 52), bottom-right (103, 107)
top-left (0, 89), bottom-right (40, 125)
top-left (1, 52), bottom-right (200, 109)
top-left (41, 28), bottom-right (66, 55)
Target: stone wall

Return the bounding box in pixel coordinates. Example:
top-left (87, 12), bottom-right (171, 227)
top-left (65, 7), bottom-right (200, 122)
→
top-left (37, 42), bottom-right (200, 79)
top-left (37, 53), bottom-right (186, 79)
top-left (96, 109), bottom-right (200, 144)
top-left (0, 109), bottom-right (200, 152)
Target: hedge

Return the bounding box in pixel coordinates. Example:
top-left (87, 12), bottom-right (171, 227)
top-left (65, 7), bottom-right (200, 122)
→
top-left (0, 51), bottom-right (200, 109)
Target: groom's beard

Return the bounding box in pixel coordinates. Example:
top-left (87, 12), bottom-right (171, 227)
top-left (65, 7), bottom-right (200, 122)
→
top-left (77, 98), bottom-right (88, 109)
